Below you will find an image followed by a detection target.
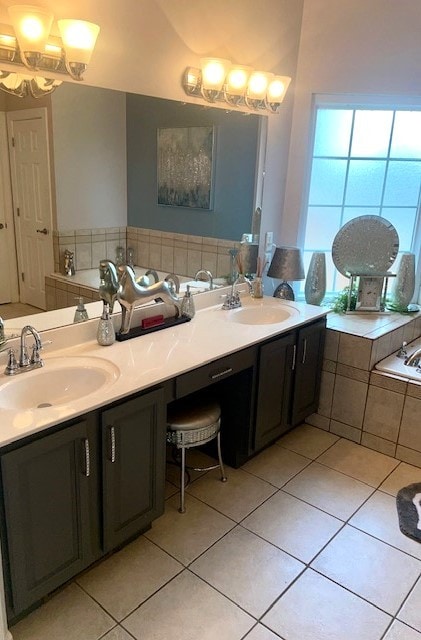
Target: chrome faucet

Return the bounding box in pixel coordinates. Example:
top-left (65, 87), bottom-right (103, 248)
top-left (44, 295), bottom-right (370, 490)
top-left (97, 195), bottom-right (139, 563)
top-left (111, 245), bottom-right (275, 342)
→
top-left (4, 325), bottom-right (44, 376)
top-left (165, 273), bottom-right (180, 294)
top-left (195, 269), bottom-right (214, 290)
top-left (221, 275), bottom-right (252, 310)
top-left (404, 347), bottom-right (421, 368)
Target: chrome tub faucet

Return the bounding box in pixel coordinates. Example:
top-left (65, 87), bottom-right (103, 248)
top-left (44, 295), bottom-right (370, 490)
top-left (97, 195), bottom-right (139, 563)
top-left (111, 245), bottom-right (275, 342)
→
top-left (195, 269), bottom-right (214, 290)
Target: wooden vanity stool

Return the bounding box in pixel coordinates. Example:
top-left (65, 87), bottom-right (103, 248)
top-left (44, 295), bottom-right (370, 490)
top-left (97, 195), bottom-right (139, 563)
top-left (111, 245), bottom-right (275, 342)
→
top-left (167, 398), bottom-right (227, 513)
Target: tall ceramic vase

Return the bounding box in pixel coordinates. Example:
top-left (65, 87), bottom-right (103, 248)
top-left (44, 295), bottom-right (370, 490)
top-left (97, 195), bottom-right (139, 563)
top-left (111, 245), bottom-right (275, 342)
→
top-left (391, 252), bottom-right (416, 308)
top-left (305, 252), bottom-right (326, 305)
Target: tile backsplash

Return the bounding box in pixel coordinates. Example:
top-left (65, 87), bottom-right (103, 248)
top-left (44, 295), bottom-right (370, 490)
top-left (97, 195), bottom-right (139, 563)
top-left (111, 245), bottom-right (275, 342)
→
top-left (54, 226), bottom-right (240, 279)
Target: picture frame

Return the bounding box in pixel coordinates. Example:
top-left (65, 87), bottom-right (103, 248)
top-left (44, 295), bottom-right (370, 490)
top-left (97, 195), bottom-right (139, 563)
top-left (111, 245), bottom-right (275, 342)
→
top-left (157, 126), bottom-right (214, 210)
top-left (356, 276), bottom-right (384, 311)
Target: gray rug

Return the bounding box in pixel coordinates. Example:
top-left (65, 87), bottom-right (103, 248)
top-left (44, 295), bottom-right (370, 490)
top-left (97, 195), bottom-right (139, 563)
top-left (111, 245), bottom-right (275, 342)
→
top-left (396, 482), bottom-right (421, 543)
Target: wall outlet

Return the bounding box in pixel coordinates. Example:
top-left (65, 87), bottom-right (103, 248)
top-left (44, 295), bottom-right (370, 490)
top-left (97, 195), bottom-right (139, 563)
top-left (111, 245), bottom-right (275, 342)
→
top-left (265, 231), bottom-right (273, 252)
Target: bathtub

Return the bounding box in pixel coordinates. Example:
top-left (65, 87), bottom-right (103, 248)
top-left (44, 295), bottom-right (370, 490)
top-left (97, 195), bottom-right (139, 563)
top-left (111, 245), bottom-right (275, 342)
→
top-left (376, 338), bottom-right (421, 382)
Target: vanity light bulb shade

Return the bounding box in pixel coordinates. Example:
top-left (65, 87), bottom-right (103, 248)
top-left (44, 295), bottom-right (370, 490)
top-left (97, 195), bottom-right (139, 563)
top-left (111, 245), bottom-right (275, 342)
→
top-left (8, 4), bottom-right (53, 53)
top-left (58, 19), bottom-right (100, 64)
top-left (267, 75), bottom-right (291, 102)
top-left (200, 57), bottom-right (230, 91)
top-left (226, 66), bottom-right (251, 95)
top-left (247, 71), bottom-right (273, 100)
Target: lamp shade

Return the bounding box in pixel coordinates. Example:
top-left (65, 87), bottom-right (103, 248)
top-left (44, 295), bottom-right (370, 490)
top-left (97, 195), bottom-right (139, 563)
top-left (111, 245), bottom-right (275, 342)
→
top-left (58, 19), bottom-right (100, 64)
top-left (8, 5), bottom-right (53, 54)
top-left (267, 247), bottom-right (305, 281)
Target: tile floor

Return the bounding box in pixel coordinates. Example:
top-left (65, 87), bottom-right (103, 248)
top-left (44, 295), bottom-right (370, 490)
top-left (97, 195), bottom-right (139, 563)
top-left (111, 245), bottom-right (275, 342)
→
top-left (10, 424), bottom-right (421, 640)
top-left (0, 302), bottom-right (43, 320)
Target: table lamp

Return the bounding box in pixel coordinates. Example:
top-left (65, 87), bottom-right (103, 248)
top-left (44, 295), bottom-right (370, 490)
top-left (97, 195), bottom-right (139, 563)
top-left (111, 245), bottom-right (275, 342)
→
top-left (267, 246), bottom-right (305, 300)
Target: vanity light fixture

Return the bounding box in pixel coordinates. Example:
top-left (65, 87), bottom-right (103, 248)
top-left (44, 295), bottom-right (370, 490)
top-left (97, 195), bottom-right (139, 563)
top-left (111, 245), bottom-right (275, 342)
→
top-left (0, 4), bottom-right (100, 97)
top-left (182, 57), bottom-right (291, 114)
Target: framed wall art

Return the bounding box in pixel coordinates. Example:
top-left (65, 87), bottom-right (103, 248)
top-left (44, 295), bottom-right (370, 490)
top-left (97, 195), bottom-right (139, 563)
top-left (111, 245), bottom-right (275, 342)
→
top-left (157, 126), bottom-right (214, 210)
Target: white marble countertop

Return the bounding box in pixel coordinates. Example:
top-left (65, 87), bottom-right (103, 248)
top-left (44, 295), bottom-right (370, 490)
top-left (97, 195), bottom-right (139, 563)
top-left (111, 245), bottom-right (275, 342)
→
top-left (0, 292), bottom-right (327, 448)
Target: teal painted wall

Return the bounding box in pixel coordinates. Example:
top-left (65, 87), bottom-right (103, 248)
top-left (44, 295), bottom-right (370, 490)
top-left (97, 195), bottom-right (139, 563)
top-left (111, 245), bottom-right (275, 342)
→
top-left (126, 94), bottom-right (261, 240)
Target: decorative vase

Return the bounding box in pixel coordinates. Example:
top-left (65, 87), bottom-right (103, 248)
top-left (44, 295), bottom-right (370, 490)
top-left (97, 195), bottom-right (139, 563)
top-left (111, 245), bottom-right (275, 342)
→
top-left (391, 252), bottom-right (415, 308)
top-left (305, 252), bottom-right (326, 306)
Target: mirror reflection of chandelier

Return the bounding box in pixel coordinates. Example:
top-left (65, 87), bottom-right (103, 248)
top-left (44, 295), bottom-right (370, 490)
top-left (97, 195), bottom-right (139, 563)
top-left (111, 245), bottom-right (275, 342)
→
top-left (0, 4), bottom-right (100, 97)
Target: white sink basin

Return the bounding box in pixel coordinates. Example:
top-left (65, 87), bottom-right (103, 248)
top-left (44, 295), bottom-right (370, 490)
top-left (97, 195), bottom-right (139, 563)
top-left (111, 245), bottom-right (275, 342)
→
top-left (0, 356), bottom-right (120, 411)
top-left (227, 300), bottom-right (299, 325)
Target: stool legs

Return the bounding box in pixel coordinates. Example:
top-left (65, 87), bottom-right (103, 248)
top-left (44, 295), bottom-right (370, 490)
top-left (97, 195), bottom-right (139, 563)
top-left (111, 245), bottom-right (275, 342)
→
top-left (217, 432), bottom-right (227, 482)
top-left (179, 445), bottom-right (186, 514)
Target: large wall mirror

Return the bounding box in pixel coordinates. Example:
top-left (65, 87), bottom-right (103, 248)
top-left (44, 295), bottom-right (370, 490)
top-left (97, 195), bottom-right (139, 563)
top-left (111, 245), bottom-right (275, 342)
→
top-left (0, 81), bottom-right (264, 328)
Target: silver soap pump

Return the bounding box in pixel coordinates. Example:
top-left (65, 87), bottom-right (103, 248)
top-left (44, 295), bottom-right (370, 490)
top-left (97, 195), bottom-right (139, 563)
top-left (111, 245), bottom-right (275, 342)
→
top-left (180, 285), bottom-right (195, 319)
top-left (73, 297), bottom-right (89, 323)
top-left (97, 302), bottom-right (115, 346)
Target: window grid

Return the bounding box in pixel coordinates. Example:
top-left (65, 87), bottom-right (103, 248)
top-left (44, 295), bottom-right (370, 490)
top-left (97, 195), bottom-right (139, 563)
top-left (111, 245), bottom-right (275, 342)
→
top-left (302, 106), bottom-right (421, 297)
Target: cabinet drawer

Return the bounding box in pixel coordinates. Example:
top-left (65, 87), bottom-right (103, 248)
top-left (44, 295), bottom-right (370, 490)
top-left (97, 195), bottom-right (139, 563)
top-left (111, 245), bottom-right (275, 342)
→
top-left (175, 346), bottom-right (256, 398)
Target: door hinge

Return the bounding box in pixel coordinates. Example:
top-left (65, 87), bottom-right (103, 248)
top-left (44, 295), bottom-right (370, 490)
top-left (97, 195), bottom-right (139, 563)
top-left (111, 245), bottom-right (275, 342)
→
top-left (21, 272), bottom-right (24, 282)
top-left (16, 207), bottom-right (20, 217)
top-left (11, 136), bottom-right (15, 148)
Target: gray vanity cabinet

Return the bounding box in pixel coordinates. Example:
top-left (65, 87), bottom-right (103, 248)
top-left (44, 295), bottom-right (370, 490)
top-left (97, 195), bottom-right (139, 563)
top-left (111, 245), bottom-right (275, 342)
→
top-left (101, 388), bottom-right (166, 551)
top-left (290, 318), bottom-right (326, 426)
top-left (254, 332), bottom-right (296, 450)
top-left (1, 416), bottom-right (101, 616)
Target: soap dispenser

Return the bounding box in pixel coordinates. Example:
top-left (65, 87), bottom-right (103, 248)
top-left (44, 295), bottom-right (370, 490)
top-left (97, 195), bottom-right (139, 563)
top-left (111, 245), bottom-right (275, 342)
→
top-left (180, 285), bottom-right (195, 319)
top-left (73, 297), bottom-right (89, 323)
top-left (97, 302), bottom-right (115, 346)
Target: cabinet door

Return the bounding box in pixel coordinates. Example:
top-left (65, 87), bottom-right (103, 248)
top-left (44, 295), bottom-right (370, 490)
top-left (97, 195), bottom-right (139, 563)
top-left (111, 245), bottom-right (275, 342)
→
top-left (1, 418), bottom-right (99, 615)
top-left (102, 388), bottom-right (166, 552)
top-left (290, 318), bottom-right (326, 426)
top-left (254, 332), bottom-right (295, 451)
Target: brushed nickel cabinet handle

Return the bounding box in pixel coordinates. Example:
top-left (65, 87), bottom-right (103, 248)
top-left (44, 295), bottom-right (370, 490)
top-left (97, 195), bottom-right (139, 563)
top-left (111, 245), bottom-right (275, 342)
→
top-left (292, 344), bottom-right (297, 370)
top-left (210, 367), bottom-right (233, 380)
top-left (302, 338), bottom-right (307, 364)
top-left (83, 438), bottom-right (90, 477)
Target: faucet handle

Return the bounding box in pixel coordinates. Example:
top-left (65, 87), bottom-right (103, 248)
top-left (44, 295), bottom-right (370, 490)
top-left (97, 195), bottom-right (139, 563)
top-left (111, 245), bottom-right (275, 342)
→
top-left (5, 348), bottom-right (19, 375)
top-left (397, 341), bottom-right (408, 358)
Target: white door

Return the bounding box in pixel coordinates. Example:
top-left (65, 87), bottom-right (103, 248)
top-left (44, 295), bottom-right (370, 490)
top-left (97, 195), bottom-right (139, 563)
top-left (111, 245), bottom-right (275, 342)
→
top-left (7, 108), bottom-right (54, 309)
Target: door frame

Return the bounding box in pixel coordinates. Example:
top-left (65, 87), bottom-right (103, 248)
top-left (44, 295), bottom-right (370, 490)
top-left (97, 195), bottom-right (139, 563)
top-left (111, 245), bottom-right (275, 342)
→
top-left (0, 112), bottom-right (19, 304)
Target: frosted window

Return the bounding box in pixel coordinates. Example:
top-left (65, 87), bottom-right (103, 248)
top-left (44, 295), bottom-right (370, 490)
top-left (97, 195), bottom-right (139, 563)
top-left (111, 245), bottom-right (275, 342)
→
top-left (305, 207), bottom-right (342, 249)
top-left (391, 112), bottom-right (421, 159)
top-left (309, 159), bottom-right (347, 205)
top-left (345, 160), bottom-right (386, 206)
top-left (313, 109), bottom-right (353, 157)
top-left (383, 161), bottom-right (421, 206)
top-left (382, 208), bottom-right (417, 250)
top-left (351, 111), bottom-right (393, 158)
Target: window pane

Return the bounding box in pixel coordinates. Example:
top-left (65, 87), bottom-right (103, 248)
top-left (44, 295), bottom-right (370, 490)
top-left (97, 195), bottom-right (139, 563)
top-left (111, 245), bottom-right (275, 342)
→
top-left (342, 207), bottom-right (380, 225)
top-left (381, 208), bottom-right (417, 251)
top-left (309, 158), bottom-right (347, 205)
top-left (391, 111), bottom-right (421, 159)
top-left (313, 109), bottom-right (353, 157)
top-left (383, 161), bottom-right (421, 206)
top-left (345, 160), bottom-right (386, 205)
top-left (305, 207), bottom-right (342, 249)
top-left (351, 110), bottom-right (393, 158)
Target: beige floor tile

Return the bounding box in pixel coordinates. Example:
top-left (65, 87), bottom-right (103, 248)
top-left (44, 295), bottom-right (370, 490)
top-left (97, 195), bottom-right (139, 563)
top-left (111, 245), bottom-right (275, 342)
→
top-left (282, 461), bottom-right (374, 520)
top-left (122, 570), bottom-right (254, 640)
top-left (277, 423), bottom-right (339, 459)
top-left (243, 490), bottom-right (342, 563)
top-left (101, 627), bottom-right (134, 640)
top-left (311, 525), bottom-right (421, 614)
top-left (379, 463), bottom-right (421, 496)
top-left (165, 449), bottom-right (219, 487)
top-left (398, 577), bottom-right (421, 632)
top-left (186, 467), bottom-right (276, 522)
top-left (144, 493), bottom-right (235, 565)
top-left (10, 583), bottom-right (114, 640)
top-left (76, 536), bottom-right (182, 621)
top-left (242, 444), bottom-right (311, 487)
top-left (350, 491), bottom-right (421, 560)
top-left (243, 625), bottom-right (282, 639)
top-left (317, 439), bottom-right (399, 486)
top-left (262, 569), bottom-right (391, 640)
top-left (165, 480), bottom-right (179, 499)
top-left (190, 526), bottom-right (304, 618)
top-left (384, 620), bottom-right (421, 639)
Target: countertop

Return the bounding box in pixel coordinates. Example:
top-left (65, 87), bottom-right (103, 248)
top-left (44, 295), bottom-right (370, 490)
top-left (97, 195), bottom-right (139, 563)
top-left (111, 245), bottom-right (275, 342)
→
top-left (0, 292), bottom-right (327, 448)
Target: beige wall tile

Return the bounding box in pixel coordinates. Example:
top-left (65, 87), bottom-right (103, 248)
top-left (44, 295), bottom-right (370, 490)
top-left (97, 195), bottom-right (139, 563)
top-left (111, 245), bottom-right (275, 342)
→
top-left (305, 413), bottom-right (330, 430)
top-left (201, 252), bottom-right (218, 276)
top-left (369, 371), bottom-right (408, 394)
top-left (217, 253), bottom-right (230, 278)
top-left (323, 359), bottom-right (337, 373)
top-left (363, 386), bottom-right (404, 442)
top-left (137, 241), bottom-right (150, 268)
top-left (318, 371), bottom-right (335, 418)
top-left (375, 333), bottom-right (392, 362)
top-left (323, 329), bottom-right (339, 362)
top-left (329, 420), bottom-right (361, 443)
top-left (398, 396), bottom-right (421, 452)
top-left (149, 243), bottom-right (162, 269)
top-left (402, 321), bottom-right (416, 343)
top-left (76, 243), bottom-right (92, 270)
top-left (92, 241), bottom-right (107, 268)
top-left (331, 375), bottom-right (368, 428)
top-left (161, 245), bottom-right (174, 273)
top-left (336, 363), bottom-right (370, 383)
top-left (187, 250), bottom-right (202, 276)
top-left (338, 334), bottom-right (372, 370)
top-left (407, 382), bottom-right (421, 399)
top-left (361, 432), bottom-right (397, 457)
top-left (395, 445), bottom-right (421, 469)
top-left (173, 248), bottom-right (188, 276)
